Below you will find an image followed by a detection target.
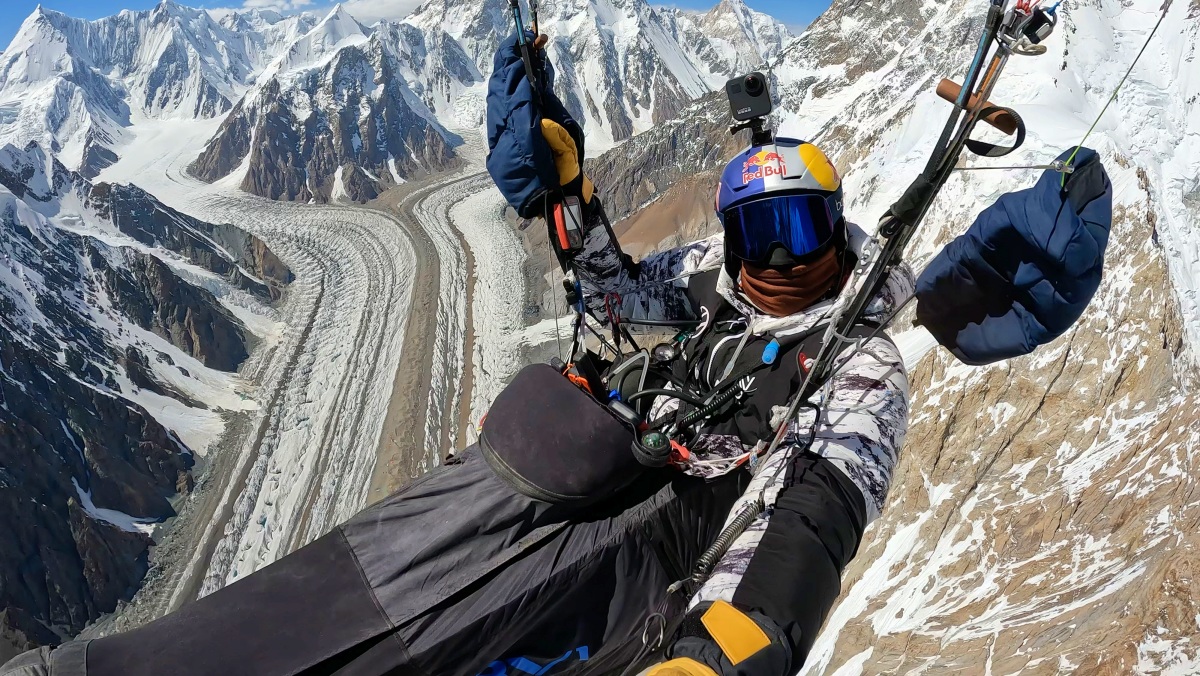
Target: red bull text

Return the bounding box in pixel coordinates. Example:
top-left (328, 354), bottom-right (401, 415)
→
top-left (742, 150), bottom-right (787, 184)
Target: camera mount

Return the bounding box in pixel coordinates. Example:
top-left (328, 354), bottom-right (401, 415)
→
top-left (730, 116), bottom-right (775, 147)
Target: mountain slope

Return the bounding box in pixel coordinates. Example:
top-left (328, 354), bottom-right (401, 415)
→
top-left (188, 5), bottom-right (465, 203)
top-left (590, 0), bottom-right (1200, 671)
top-left (406, 0), bottom-right (791, 151)
top-left (0, 2), bottom-right (316, 177)
top-left (0, 142), bottom-right (291, 653)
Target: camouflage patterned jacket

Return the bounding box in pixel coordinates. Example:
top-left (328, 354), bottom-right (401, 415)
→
top-left (569, 207), bottom-right (915, 634)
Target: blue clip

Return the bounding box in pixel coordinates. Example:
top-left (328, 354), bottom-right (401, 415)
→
top-left (762, 339), bottom-right (780, 365)
top-left (608, 389), bottom-right (622, 402)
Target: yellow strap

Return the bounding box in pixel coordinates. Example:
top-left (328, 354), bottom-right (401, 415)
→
top-left (700, 600), bottom-right (771, 666)
top-left (643, 658), bottom-right (719, 676)
top-left (539, 119), bottom-right (594, 203)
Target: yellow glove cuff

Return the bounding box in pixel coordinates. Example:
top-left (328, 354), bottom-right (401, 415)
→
top-left (701, 600), bottom-right (771, 666)
top-left (644, 658), bottom-right (719, 676)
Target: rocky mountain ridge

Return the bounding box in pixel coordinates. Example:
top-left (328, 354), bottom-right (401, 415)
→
top-left (0, 0), bottom-right (790, 203)
top-left (188, 5), bottom-right (464, 202)
top-left (191, 0), bottom-right (792, 202)
top-left (0, 141), bottom-right (291, 657)
top-left (0, 1), bottom-right (316, 178)
top-left (405, 0), bottom-right (790, 148)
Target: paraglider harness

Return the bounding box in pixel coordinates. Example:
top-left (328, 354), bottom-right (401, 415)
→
top-left (483, 0), bottom-right (1161, 608)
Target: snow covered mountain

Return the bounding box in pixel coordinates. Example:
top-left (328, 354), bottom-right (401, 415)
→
top-left (190, 0), bottom-right (790, 202)
top-left (405, 0), bottom-right (791, 150)
top-left (0, 1), bottom-right (316, 178)
top-left (0, 141), bottom-right (290, 653)
top-left (188, 5), bottom-right (466, 202)
top-left (593, 0), bottom-right (1200, 670)
top-left (0, 0), bottom-right (789, 202)
top-left (186, 0), bottom-right (790, 203)
top-left (661, 0), bottom-right (792, 83)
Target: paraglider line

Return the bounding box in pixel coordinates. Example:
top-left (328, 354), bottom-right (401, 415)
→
top-left (1061, 0), bottom-right (1171, 185)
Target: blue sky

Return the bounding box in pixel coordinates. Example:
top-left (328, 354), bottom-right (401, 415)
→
top-left (1, 0), bottom-right (828, 51)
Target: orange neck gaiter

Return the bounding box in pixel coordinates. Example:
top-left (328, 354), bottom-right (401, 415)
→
top-left (739, 247), bottom-right (842, 317)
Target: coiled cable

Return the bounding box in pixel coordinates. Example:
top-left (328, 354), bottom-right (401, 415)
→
top-left (652, 385), bottom-right (742, 432)
top-left (667, 496), bottom-right (765, 595)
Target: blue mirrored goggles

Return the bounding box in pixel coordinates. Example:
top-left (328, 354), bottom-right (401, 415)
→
top-left (720, 194), bottom-right (839, 263)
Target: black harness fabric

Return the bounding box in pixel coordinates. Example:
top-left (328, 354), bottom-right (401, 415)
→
top-left (343, 449), bottom-right (750, 676)
top-left (19, 450), bottom-right (747, 676)
top-left (672, 270), bottom-right (876, 447)
top-left (480, 363), bottom-right (640, 505)
top-left (80, 526), bottom-right (397, 676)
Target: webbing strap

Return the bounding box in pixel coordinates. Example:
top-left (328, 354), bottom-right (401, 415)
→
top-left (965, 106), bottom-right (1026, 158)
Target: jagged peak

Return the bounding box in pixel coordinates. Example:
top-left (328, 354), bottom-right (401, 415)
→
top-left (319, 3), bottom-right (366, 29)
top-left (253, 2), bottom-right (372, 83)
top-left (6, 6), bottom-right (72, 56)
top-left (0, 141), bottom-right (73, 203)
top-left (711, 0), bottom-right (749, 13)
top-left (151, 0), bottom-right (206, 23)
top-left (21, 3), bottom-right (65, 27)
top-left (702, 0), bottom-right (783, 29)
top-left (249, 8), bottom-right (286, 24)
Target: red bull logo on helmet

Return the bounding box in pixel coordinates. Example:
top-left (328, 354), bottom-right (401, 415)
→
top-left (741, 150), bottom-right (787, 184)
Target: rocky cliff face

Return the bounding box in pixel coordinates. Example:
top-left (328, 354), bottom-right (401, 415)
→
top-left (590, 0), bottom-right (1200, 669)
top-left (589, 91), bottom-right (737, 219)
top-left (189, 6), bottom-right (463, 203)
top-left (0, 142), bottom-right (291, 650)
top-left (807, 170), bottom-right (1198, 674)
top-left (87, 181), bottom-right (293, 299)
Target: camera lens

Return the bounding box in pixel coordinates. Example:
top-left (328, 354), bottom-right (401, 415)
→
top-left (743, 74), bottom-right (764, 96)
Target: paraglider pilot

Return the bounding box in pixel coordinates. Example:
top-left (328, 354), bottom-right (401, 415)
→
top-left (1, 24), bottom-right (1112, 676)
